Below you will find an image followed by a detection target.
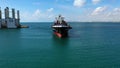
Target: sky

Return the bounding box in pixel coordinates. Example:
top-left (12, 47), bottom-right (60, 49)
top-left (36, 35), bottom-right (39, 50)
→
top-left (0, 0), bottom-right (120, 22)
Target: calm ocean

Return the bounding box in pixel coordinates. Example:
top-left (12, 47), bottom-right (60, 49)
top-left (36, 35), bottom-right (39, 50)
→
top-left (0, 22), bottom-right (120, 68)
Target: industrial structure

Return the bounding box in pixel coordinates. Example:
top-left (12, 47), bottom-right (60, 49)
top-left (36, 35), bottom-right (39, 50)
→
top-left (0, 7), bottom-right (21, 28)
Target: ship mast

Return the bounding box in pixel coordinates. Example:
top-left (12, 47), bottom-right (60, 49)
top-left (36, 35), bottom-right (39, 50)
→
top-left (58, 15), bottom-right (64, 24)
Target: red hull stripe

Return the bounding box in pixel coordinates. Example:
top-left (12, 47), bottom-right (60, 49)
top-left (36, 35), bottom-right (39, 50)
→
top-left (54, 32), bottom-right (62, 38)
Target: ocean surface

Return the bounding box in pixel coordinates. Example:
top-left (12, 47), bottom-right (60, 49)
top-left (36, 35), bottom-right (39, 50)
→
top-left (0, 22), bottom-right (120, 68)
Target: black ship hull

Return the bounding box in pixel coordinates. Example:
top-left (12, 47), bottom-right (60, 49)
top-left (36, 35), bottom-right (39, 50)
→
top-left (52, 27), bottom-right (71, 38)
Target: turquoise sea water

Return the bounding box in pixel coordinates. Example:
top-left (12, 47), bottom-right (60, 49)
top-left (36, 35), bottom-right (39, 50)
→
top-left (0, 22), bottom-right (120, 68)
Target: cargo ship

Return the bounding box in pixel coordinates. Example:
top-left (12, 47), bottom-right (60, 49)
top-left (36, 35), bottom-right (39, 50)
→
top-left (52, 15), bottom-right (72, 38)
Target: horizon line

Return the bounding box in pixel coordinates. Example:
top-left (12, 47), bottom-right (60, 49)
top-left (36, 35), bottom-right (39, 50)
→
top-left (20, 21), bottom-right (120, 23)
